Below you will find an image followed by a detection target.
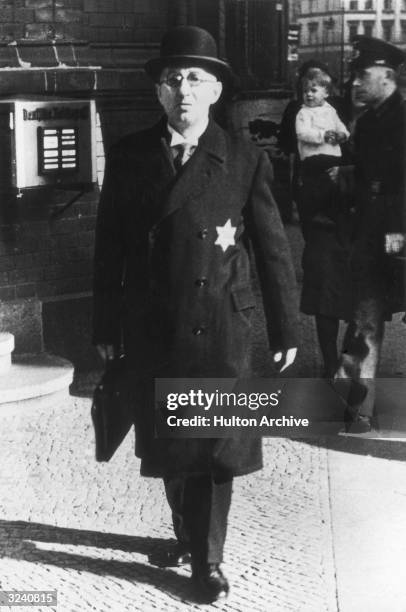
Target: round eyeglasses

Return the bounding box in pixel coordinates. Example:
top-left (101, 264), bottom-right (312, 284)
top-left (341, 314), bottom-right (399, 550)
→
top-left (160, 72), bottom-right (218, 89)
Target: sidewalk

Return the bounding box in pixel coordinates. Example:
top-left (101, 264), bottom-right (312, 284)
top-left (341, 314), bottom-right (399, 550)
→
top-left (0, 377), bottom-right (406, 612)
top-left (328, 436), bottom-right (406, 612)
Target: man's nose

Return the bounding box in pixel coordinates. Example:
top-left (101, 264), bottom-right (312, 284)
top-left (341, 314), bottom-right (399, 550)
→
top-left (178, 76), bottom-right (193, 94)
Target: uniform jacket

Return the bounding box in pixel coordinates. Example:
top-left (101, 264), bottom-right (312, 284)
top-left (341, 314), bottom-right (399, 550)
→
top-left (352, 89), bottom-right (406, 312)
top-left (93, 118), bottom-right (298, 477)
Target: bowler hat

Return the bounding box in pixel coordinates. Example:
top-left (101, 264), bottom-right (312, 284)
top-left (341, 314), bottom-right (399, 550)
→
top-left (145, 26), bottom-right (232, 83)
top-left (351, 35), bottom-right (405, 71)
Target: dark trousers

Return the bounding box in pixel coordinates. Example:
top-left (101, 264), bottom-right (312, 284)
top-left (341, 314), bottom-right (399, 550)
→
top-left (163, 474), bottom-right (233, 570)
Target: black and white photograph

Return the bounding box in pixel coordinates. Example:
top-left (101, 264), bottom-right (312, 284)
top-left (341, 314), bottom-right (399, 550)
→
top-left (0, 1), bottom-right (405, 610)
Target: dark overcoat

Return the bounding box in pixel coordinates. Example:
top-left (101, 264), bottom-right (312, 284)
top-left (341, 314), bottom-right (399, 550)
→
top-left (352, 89), bottom-right (406, 313)
top-left (279, 97), bottom-right (353, 320)
top-left (93, 118), bottom-right (298, 478)
top-left (298, 155), bottom-right (353, 320)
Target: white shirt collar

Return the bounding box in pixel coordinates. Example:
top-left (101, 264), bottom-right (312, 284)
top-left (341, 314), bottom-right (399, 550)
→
top-left (167, 119), bottom-right (208, 147)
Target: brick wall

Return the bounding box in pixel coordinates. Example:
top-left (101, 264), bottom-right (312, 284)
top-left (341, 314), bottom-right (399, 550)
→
top-left (0, 0), bottom-right (169, 43)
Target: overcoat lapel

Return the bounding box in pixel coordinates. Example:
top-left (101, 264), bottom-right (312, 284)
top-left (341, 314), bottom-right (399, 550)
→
top-left (138, 120), bottom-right (176, 193)
top-left (156, 120), bottom-right (227, 224)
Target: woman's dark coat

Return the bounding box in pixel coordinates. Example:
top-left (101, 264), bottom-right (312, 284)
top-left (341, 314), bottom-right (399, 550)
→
top-left (298, 155), bottom-right (353, 320)
top-left (279, 97), bottom-right (353, 319)
top-left (93, 118), bottom-right (298, 478)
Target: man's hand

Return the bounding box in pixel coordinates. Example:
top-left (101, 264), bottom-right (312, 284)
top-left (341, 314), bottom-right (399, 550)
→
top-left (273, 347), bottom-right (297, 372)
top-left (326, 164), bottom-right (355, 196)
top-left (96, 344), bottom-right (117, 363)
top-left (336, 131), bottom-right (348, 144)
top-left (385, 233), bottom-right (405, 254)
top-left (326, 165), bottom-right (340, 183)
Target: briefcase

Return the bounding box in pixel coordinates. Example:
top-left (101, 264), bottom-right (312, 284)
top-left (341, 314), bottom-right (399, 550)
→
top-left (91, 356), bottom-right (134, 462)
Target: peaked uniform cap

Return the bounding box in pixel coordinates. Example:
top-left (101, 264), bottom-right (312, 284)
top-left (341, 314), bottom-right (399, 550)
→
top-left (351, 35), bottom-right (405, 70)
top-left (144, 26), bottom-right (233, 83)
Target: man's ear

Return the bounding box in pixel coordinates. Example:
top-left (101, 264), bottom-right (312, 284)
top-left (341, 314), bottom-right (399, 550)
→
top-left (211, 81), bottom-right (223, 104)
top-left (155, 83), bottom-right (162, 103)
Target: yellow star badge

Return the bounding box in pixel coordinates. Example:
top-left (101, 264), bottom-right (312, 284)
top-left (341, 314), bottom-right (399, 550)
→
top-left (215, 219), bottom-right (237, 253)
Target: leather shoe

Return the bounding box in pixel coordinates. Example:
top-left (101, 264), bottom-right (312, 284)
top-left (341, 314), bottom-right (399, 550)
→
top-left (345, 413), bottom-right (373, 434)
top-left (193, 564), bottom-right (230, 602)
top-left (148, 543), bottom-right (191, 567)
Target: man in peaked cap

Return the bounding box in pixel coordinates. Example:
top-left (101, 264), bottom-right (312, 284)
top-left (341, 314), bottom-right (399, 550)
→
top-left (93, 26), bottom-right (298, 601)
top-left (351, 34), bottom-right (405, 73)
top-left (331, 35), bottom-right (406, 433)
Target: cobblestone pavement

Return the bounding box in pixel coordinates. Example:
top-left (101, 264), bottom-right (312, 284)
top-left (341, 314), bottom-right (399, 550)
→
top-left (0, 378), bottom-right (337, 612)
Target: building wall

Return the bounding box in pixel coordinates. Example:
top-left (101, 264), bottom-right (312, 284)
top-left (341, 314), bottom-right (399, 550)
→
top-left (298, 0), bottom-right (406, 81)
top-left (0, 0), bottom-right (169, 43)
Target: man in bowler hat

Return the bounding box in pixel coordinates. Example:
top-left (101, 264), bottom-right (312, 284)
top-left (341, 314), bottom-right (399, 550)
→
top-left (93, 26), bottom-right (298, 601)
top-left (331, 36), bottom-right (406, 433)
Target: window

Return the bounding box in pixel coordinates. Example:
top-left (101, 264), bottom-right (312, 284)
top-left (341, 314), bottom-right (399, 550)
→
top-left (308, 21), bottom-right (319, 45)
top-left (324, 18), bottom-right (336, 43)
top-left (401, 20), bottom-right (406, 38)
top-left (363, 21), bottom-right (374, 36)
top-left (383, 0), bottom-right (392, 10)
top-left (308, 0), bottom-right (315, 13)
top-left (364, 0), bottom-right (373, 9)
top-left (402, 0), bottom-right (406, 11)
top-left (349, 0), bottom-right (358, 9)
top-left (221, 0), bottom-right (291, 88)
top-left (382, 21), bottom-right (393, 40)
top-left (326, 28), bottom-right (335, 43)
top-left (348, 22), bottom-right (359, 41)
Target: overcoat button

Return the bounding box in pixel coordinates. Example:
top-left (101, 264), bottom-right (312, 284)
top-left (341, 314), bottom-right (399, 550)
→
top-left (198, 229), bottom-right (208, 239)
top-left (195, 277), bottom-right (207, 287)
top-left (193, 326), bottom-right (205, 335)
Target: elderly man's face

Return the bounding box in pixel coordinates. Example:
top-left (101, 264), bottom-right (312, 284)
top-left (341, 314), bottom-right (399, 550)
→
top-left (352, 66), bottom-right (390, 107)
top-left (156, 66), bottom-right (222, 131)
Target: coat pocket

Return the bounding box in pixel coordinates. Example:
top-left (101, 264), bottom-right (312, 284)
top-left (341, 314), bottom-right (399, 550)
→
top-left (231, 284), bottom-right (256, 323)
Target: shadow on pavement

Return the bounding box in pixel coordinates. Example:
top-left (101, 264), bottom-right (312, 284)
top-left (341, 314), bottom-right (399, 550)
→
top-left (302, 436), bottom-right (406, 461)
top-left (273, 430), bottom-right (406, 460)
top-left (0, 520), bottom-right (170, 553)
top-left (279, 377), bottom-right (406, 459)
top-left (0, 520), bottom-right (199, 602)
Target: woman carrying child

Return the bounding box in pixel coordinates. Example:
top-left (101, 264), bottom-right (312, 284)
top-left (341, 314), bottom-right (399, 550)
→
top-left (295, 67), bottom-right (353, 378)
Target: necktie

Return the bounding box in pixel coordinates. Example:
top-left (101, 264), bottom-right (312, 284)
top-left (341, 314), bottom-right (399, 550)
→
top-left (172, 143), bottom-right (196, 171)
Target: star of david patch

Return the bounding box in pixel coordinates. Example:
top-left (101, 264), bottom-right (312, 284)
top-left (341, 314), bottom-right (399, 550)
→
top-left (215, 219), bottom-right (237, 253)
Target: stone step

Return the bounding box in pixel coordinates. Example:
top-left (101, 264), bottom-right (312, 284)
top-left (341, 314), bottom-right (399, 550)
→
top-left (0, 353), bottom-right (74, 415)
top-left (0, 332), bottom-right (15, 375)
